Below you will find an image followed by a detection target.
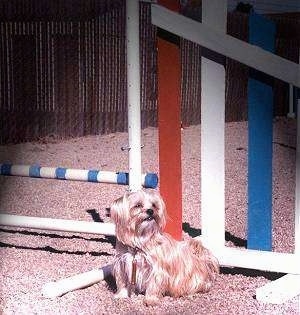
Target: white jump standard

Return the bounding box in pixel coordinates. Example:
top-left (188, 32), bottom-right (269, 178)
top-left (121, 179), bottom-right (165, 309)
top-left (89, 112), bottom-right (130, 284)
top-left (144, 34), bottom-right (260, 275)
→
top-left (152, 0), bottom-right (300, 305)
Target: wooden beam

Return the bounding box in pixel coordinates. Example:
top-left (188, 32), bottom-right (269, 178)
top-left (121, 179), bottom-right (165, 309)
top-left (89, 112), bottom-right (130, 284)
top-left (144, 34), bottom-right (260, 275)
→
top-left (219, 247), bottom-right (300, 274)
top-left (201, 0), bottom-right (226, 249)
top-left (0, 214), bottom-right (116, 235)
top-left (151, 4), bottom-right (300, 87)
top-left (256, 274), bottom-right (300, 304)
top-left (126, 0), bottom-right (142, 191)
top-left (157, 0), bottom-right (182, 240)
top-left (247, 13), bottom-right (275, 251)
top-left (195, 240), bottom-right (300, 275)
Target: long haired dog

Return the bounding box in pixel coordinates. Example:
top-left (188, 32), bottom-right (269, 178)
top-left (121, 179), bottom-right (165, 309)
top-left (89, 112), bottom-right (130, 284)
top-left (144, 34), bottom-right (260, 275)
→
top-left (110, 190), bottom-right (219, 306)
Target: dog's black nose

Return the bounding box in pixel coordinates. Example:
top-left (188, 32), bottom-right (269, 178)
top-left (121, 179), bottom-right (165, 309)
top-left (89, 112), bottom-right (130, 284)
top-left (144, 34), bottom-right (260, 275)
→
top-left (146, 209), bottom-right (154, 216)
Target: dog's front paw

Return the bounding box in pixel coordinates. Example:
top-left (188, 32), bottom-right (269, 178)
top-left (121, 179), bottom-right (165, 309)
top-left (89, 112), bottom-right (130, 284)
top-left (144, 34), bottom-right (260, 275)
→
top-left (144, 295), bottom-right (160, 306)
top-left (114, 288), bottom-right (129, 299)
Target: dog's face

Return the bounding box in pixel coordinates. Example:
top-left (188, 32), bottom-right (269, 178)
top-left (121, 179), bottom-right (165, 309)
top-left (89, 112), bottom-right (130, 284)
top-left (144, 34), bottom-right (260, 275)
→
top-left (110, 190), bottom-right (166, 247)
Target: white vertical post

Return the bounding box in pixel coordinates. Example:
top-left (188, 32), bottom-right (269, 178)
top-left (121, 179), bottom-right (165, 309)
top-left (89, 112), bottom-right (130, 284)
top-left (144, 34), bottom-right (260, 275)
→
top-left (126, 0), bottom-right (142, 191)
top-left (201, 0), bottom-right (227, 250)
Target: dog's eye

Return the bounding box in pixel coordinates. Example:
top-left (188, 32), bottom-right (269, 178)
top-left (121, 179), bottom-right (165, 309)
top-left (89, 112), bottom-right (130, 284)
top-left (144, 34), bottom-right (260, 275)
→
top-left (136, 203), bottom-right (143, 208)
top-left (105, 208), bottom-right (111, 217)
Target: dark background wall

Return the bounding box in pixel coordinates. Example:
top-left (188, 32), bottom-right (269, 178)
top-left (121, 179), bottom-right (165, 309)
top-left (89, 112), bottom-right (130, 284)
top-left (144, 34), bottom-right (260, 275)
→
top-left (0, 0), bottom-right (299, 144)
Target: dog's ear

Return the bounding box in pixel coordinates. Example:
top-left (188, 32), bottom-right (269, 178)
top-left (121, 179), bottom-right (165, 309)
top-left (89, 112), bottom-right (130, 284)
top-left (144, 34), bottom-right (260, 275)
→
top-left (148, 190), bottom-right (165, 207)
top-left (123, 190), bottom-right (131, 199)
top-left (109, 196), bottom-right (124, 222)
top-left (110, 193), bottom-right (132, 225)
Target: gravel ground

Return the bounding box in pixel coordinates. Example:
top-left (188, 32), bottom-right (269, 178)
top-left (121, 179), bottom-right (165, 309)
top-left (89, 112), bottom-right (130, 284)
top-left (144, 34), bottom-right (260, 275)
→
top-left (0, 118), bottom-right (299, 314)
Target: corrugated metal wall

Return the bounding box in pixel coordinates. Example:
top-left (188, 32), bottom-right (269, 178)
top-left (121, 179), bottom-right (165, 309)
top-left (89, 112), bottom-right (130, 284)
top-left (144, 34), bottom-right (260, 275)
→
top-left (0, 1), bottom-right (128, 143)
top-left (0, 1), bottom-right (299, 144)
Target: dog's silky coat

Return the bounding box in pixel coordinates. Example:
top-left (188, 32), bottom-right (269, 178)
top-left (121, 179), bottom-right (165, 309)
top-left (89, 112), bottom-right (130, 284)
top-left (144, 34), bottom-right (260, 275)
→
top-left (110, 190), bottom-right (219, 306)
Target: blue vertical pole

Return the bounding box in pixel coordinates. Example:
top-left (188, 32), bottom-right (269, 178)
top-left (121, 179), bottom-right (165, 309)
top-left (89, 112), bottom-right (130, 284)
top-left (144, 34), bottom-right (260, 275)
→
top-left (247, 13), bottom-right (276, 251)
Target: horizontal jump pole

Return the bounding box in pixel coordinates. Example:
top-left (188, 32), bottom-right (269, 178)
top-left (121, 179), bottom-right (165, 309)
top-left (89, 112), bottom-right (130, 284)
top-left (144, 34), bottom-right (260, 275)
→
top-left (0, 163), bottom-right (158, 189)
top-left (42, 264), bottom-right (113, 298)
top-left (198, 241), bottom-right (300, 275)
top-left (0, 214), bottom-right (116, 235)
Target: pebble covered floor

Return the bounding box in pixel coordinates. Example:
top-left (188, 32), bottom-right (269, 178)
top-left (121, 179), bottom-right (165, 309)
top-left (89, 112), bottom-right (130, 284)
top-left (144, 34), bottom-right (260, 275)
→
top-left (0, 118), bottom-right (299, 314)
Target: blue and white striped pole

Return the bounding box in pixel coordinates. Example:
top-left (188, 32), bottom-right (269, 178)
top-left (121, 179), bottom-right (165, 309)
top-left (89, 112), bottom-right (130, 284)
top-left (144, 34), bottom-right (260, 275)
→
top-left (0, 163), bottom-right (158, 189)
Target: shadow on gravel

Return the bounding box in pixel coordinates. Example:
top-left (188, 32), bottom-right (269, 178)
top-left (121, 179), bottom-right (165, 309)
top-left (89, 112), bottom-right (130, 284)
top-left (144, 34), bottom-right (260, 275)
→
top-left (221, 266), bottom-right (285, 281)
top-left (183, 222), bottom-right (285, 281)
top-left (0, 209), bottom-right (116, 256)
top-left (0, 227), bottom-right (114, 244)
top-left (0, 240), bottom-right (112, 257)
top-left (183, 222), bottom-right (246, 247)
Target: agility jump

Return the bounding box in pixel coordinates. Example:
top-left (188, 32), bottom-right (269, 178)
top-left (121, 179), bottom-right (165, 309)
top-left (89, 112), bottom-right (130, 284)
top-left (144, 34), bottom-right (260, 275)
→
top-left (0, 0), bottom-right (151, 235)
top-left (42, 1), bottom-right (300, 301)
top-left (0, 163), bottom-right (157, 236)
top-left (153, 2), bottom-right (300, 304)
top-left (1, 0), bottom-right (300, 304)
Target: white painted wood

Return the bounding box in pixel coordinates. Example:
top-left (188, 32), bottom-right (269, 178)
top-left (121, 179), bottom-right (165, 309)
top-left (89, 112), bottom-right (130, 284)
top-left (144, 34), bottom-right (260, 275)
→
top-left (10, 165), bottom-right (30, 176)
top-left (65, 169), bottom-right (89, 181)
top-left (201, 243), bottom-right (300, 275)
top-left (42, 265), bottom-right (112, 298)
top-left (201, 1), bottom-right (226, 250)
top-left (153, 2), bottom-right (300, 305)
top-left (151, 4), bottom-right (300, 87)
top-left (220, 247), bottom-right (300, 274)
top-left (0, 214), bottom-right (116, 235)
top-left (39, 167), bottom-right (56, 178)
top-left (255, 55), bottom-right (300, 307)
top-left (96, 171), bottom-right (118, 184)
top-left (126, 0), bottom-right (142, 192)
top-left (256, 274), bottom-right (300, 304)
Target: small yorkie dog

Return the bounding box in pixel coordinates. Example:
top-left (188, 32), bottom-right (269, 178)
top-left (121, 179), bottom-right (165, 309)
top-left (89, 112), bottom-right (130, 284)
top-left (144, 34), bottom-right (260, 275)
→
top-left (109, 190), bottom-right (219, 306)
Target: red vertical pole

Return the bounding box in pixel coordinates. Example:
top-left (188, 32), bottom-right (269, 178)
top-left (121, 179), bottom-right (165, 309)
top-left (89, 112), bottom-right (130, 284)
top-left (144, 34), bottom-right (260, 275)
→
top-left (157, 0), bottom-right (182, 240)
